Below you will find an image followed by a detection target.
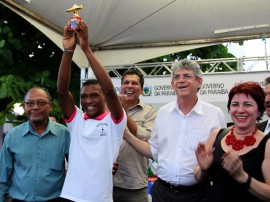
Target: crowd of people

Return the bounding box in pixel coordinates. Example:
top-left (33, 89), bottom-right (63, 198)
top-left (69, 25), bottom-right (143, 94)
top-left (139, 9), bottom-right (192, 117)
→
top-left (0, 19), bottom-right (270, 202)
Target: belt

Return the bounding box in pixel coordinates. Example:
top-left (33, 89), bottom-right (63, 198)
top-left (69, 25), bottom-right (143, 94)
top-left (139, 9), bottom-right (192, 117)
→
top-left (157, 178), bottom-right (205, 192)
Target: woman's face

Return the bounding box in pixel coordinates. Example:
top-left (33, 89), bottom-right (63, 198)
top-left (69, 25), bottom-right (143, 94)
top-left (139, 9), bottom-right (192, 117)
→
top-left (229, 93), bottom-right (259, 130)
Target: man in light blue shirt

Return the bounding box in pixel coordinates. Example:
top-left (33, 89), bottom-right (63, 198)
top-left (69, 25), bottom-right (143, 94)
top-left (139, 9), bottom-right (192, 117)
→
top-left (0, 87), bottom-right (70, 202)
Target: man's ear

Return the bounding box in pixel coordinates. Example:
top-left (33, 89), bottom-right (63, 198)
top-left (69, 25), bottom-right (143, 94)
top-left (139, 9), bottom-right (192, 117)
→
top-left (197, 77), bottom-right (203, 85)
top-left (22, 104), bottom-right (26, 112)
top-left (49, 102), bottom-right (54, 112)
top-left (140, 87), bottom-right (143, 95)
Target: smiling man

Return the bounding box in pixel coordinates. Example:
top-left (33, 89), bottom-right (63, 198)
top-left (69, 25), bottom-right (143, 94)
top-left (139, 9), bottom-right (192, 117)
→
top-left (0, 87), bottom-right (70, 202)
top-left (113, 69), bottom-right (157, 202)
top-left (57, 21), bottom-right (126, 202)
top-left (123, 59), bottom-right (226, 202)
top-left (258, 77), bottom-right (270, 136)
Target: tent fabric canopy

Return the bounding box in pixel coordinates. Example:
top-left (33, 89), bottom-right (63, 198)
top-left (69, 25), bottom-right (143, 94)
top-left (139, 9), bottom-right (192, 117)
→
top-left (2, 0), bottom-right (270, 67)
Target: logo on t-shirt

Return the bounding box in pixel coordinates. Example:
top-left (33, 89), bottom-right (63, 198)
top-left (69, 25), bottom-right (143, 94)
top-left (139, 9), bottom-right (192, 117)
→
top-left (97, 123), bottom-right (108, 136)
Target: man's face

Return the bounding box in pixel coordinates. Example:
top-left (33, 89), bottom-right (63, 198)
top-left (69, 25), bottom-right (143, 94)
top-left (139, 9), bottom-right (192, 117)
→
top-left (171, 69), bottom-right (202, 98)
top-left (80, 84), bottom-right (105, 118)
top-left (120, 74), bottom-right (143, 102)
top-left (264, 83), bottom-right (270, 117)
top-left (23, 88), bottom-right (52, 125)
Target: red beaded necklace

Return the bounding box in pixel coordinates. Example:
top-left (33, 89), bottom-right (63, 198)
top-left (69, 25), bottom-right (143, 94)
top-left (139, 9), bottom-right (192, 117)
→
top-left (225, 126), bottom-right (257, 151)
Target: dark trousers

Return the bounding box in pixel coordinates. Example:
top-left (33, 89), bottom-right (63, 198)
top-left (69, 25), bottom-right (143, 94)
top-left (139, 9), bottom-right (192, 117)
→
top-left (113, 186), bottom-right (148, 202)
top-left (150, 178), bottom-right (209, 202)
top-left (11, 198), bottom-right (73, 202)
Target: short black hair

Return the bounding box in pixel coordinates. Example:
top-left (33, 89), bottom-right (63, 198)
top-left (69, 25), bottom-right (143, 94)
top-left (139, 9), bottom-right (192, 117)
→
top-left (82, 79), bottom-right (100, 86)
top-left (81, 79), bottom-right (101, 90)
top-left (121, 69), bottom-right (144, 88)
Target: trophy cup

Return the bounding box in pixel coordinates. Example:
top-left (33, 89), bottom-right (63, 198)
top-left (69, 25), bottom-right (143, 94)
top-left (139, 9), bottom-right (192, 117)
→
top-left (66, 4), bottom-right (83, 30)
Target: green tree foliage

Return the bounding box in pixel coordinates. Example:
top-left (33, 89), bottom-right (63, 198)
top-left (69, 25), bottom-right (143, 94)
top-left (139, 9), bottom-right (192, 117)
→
top-left (142, 44), bottom-right (237, 73)
top-left (0, 4), bottom-right (80, 124)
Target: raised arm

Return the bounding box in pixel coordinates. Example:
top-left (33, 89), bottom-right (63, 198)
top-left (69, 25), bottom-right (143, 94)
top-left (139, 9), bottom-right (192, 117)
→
top-left (57, 23), bottom-right (77, 119)
top-left (75, 21), bottom-right (123, 121)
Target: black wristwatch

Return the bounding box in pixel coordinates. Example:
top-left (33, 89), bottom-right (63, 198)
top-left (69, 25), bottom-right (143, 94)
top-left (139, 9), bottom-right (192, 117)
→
top-left (240, 175), bottom-right (252, 189)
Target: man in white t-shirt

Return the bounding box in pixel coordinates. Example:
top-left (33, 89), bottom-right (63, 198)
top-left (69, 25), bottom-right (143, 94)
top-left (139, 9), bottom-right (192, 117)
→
top-left (57, 21), bottom-right (127, 202)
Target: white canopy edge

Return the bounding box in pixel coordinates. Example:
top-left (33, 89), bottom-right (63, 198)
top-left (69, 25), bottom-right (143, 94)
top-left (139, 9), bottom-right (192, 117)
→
top-left (1, 1), bottom-right (88, 68)
top-left (1, 1), bottom-right (219, 67)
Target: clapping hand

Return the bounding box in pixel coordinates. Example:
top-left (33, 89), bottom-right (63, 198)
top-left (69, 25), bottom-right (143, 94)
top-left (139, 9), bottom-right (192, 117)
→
top-left (195, 142), bottom-right (214, 172)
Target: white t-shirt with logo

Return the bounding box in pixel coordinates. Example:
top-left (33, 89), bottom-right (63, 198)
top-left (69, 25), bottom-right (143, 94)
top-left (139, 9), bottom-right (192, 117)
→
top-left (61, 106), bottom-right (127, 202)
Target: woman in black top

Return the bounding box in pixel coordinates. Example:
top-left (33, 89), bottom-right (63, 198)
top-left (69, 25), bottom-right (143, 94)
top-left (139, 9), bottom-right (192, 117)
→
top-left (194, 82), bottom-right (270, 202)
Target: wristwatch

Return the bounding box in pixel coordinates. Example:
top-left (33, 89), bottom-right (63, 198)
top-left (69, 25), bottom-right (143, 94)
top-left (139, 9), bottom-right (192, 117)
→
top-left (240, 175), bottom-right (252, 189)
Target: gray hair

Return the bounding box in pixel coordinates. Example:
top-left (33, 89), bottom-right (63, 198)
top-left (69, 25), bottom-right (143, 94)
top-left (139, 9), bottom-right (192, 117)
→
top-left (171, 59), bottom-right (202, 78)
top-left (264, 76), bottom-right (270, 86)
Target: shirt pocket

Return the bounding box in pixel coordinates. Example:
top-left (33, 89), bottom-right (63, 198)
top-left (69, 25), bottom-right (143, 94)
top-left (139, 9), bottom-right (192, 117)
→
top-left (48, 151), bottom-right (64, 173)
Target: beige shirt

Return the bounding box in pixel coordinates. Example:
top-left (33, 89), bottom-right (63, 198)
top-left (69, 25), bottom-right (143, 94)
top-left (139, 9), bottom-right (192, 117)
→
top-left (113, 102), bottom-right (157, 189)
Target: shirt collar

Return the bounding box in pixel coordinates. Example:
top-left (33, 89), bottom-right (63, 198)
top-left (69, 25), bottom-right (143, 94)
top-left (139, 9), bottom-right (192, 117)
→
top-left (171, 98), bottom-right (204, 116)
top-left (21, 122), bottom-right (30, 136)
top-left (265, 119), bottom-right (270, 133)
top-left (127, 100), bottom-right (143, 111)
top-left (266, 119), bottom-right (270, 127)
top-left (193, 98), bottom-right (204, 115)
top-left (22, 119), bottom-right (57, 137)
top-left (84, 111), bottom-right (109, 120)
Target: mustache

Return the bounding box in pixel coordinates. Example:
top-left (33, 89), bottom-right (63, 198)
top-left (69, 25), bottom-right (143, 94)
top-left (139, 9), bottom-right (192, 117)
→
top-left (266, 101), bottom-right (270, 108)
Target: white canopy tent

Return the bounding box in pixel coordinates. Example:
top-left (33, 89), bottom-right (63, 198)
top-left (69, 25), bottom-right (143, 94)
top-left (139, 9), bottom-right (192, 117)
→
top-left (2, 0), bottom-right (270, 67)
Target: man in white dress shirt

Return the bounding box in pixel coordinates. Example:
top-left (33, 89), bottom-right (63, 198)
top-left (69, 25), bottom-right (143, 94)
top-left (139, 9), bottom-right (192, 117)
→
top-left (124, 59), bottom-right (226, 202)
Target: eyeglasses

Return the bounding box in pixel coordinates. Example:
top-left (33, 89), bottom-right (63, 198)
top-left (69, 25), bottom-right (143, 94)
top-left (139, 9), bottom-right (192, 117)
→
top-left (24, 100), bottom-right (51, 108)
top-left (173, 74), bottom-right (195, 81)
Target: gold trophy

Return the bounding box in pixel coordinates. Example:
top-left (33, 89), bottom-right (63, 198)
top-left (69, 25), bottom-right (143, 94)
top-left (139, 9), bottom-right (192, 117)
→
top-left (66, 4), bottom-right (83, 30)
